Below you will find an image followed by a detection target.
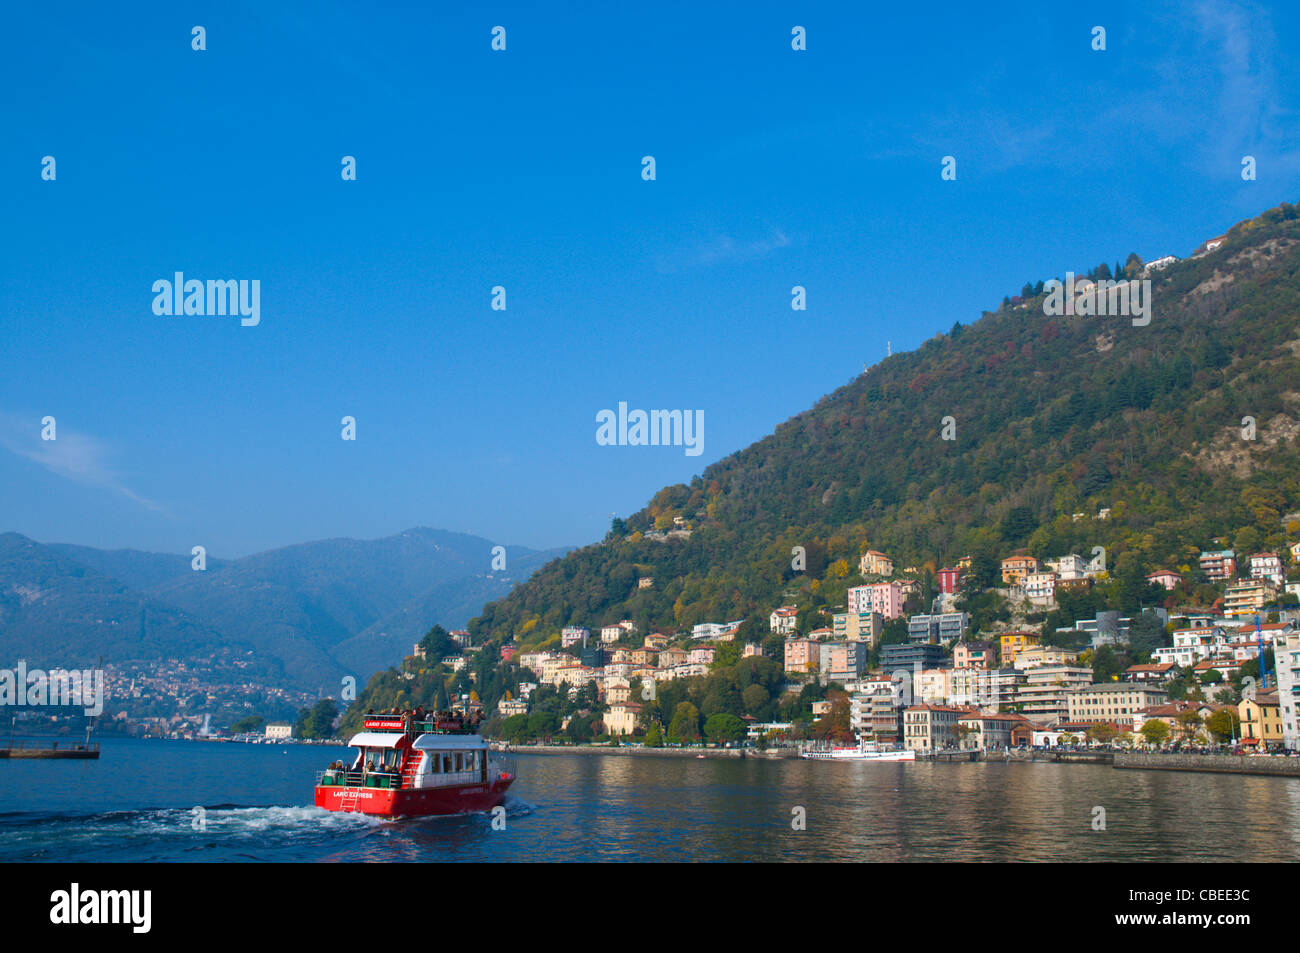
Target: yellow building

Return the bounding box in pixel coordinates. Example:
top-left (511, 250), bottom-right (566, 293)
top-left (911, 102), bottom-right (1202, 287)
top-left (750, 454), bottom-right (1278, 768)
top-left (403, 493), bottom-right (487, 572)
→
top-left (1239, 691), bottom-right (1284, 748)
top-left (1000, 555), bottom-right (1042, 585)
top-left (998, 632), bottom-right (1040, 665)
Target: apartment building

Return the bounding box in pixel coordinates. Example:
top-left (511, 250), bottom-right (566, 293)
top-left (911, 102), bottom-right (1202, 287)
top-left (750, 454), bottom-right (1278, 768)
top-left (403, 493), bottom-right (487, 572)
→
top-left (833, 610), bottom-right (884, 646)
top-left (907, 612), bottom-right (969, 645)
top-left (1066, 683), bottom-right (1168, 725)
top-left (1274, 634), bottom-right (1300, 750)
top-left (1015, 666), bottom-right (1093, 725)
top-left (561, 626), bottom-right (590, 648)
top-left (784, 638), bottom-right (819, 675)
top-left (952, 640), bottom-right (997, 669)
top-left (1199, 549), bottom-right (1237, 581)
top-left (948, 667), bottom-right (1024, 710)
top-left (848, 582), bottom-right (905, 620)
top-left (1249, 553), bottom-right (1284, 586)
top-left (1022, 571), bottom-right (1057, 605)
top-left (1223, 580), bottom-right (1277, 618)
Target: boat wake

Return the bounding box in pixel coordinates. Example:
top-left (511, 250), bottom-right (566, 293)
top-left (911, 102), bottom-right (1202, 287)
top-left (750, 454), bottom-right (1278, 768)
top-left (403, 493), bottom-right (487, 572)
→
top-left (0, 797), bottom-right (535, 862)
top-left (0, 804), bottom-right (381, 862)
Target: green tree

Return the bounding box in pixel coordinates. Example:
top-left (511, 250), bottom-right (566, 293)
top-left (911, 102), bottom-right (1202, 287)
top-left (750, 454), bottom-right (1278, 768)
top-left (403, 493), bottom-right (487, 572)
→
top-left (1140, 719), bottom-right (1171, 746)
top-left (295, 699), bottom-right (338, 739)
top-left (1205, 708), bottom-right (1239, 742)
top-left (667, 701), bottom-right (702, 744)
top-left (703, 713), bottom-right (746, 744)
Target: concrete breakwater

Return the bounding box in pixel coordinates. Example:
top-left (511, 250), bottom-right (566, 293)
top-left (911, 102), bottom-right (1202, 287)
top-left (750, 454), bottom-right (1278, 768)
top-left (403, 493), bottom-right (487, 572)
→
top-left (1114, 751), bottom-right (1300, 777)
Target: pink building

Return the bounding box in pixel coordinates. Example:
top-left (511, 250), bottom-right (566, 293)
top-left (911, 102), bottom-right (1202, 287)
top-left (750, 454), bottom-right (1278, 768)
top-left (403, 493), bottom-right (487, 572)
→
top-left (783, 638), bottom-right (818, 674)
top-left (848, 582), bottom-right (904, 619)
top-left (952, 640), bottom-right (996, 669)
top-left (1146, 570), bottom-right (1181, 591)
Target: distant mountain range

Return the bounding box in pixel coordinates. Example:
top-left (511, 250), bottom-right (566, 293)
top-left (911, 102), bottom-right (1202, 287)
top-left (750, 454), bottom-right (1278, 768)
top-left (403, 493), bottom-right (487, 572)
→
top-left (0, 528), bottom-right (567, 692)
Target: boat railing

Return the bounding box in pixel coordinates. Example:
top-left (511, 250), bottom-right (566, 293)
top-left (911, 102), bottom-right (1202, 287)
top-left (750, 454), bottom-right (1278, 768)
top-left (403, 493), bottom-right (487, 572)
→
top-left (316, 769), bottom-right (404, 789)
top-left (0, 740), bottom-right (99, 752)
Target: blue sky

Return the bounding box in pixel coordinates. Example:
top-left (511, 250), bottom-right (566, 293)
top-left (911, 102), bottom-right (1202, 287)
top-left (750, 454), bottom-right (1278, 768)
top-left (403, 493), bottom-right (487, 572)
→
top-left (2, 0), bottom-right (1298, 557)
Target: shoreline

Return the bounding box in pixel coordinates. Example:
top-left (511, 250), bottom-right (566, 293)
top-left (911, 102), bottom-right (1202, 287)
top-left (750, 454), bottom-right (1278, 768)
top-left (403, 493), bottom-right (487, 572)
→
top-left (499, 744), bottom-right (1300, 777)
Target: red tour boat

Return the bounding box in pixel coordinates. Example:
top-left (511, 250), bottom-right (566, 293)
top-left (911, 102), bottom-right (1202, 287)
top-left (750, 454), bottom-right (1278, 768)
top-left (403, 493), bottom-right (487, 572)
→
top-left (315, 712), bottom-right (513, 818)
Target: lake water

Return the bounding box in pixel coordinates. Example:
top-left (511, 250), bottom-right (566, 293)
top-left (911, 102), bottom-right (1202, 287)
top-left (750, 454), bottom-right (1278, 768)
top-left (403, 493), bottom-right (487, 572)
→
top-left (2, 738), bottom-right (1297, 862)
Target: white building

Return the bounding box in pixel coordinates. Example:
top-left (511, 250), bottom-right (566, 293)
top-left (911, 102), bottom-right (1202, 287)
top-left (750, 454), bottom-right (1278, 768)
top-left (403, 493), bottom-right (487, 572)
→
top-left (561, 626), bottom-right (590, 648)
top-left (769, 606), bottom-right (799, 635)
top-left (1022, 571), bottom-right (1058, 605)
top-left (1250, 553), bottom-right (1284, 586)
top-left (1275, 633), bottom-right (1300, 750)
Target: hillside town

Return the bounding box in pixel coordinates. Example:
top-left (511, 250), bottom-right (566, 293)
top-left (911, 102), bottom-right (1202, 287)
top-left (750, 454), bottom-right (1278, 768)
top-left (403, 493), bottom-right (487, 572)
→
top-left (471, 539), bottom-right (1300, 754)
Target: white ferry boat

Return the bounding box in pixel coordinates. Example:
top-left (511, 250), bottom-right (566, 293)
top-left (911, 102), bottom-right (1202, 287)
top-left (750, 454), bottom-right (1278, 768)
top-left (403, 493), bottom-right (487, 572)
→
top-left (801, 738), bottom-right (916, 762)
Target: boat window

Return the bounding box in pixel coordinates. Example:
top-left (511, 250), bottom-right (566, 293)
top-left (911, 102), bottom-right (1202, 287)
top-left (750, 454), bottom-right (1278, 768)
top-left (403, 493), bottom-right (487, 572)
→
top-left (455, 752), bottom-right (464, 772)
top-left (442, 753), bottom-right (453, 773)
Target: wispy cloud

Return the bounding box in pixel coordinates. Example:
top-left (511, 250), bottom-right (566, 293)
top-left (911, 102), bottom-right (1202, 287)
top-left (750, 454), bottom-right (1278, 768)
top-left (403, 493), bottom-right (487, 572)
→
top-left (874, 0), bottom-right (1299, 179)
top-left (0, 412), bottom-right (167, 513)
top-left (654, 228), bottom-right (792, 274)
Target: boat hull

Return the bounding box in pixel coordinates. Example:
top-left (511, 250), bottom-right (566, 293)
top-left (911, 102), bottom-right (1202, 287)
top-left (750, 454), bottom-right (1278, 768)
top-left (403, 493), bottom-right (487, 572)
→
top-left (801, 749), bottom-right (916, 762)
top-left (314, 778), bottom-right (513, 818)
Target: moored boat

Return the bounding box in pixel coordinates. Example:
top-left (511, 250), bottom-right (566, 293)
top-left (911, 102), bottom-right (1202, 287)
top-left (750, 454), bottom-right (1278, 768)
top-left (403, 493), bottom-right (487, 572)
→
top-left (315, 711), bottom-right (513, 818)
top-left (800, 738), bottom-right (916, 762)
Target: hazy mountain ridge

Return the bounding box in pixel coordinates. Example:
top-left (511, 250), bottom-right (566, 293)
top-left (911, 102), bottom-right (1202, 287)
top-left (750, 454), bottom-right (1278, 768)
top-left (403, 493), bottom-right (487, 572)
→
top-left (0, 528), bottom-right (569, 690)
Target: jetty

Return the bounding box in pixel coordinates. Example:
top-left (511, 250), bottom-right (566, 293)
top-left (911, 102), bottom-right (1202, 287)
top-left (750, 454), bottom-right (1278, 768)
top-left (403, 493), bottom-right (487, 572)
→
top-left (0, 740), bottom-right (100, 759)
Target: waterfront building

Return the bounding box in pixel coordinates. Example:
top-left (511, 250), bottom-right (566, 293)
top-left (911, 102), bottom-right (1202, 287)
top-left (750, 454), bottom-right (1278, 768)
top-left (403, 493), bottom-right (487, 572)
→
top-left (903, 704), bottom-right (969, 753)
top-left (603, 703), bottom-right (640, 737)
top-left (1239, 691), bottom-right (1283, 749)
top-left (1274, 633), bottom-right (1300, 750)
top-left (956, 712), bottom-right (1026, 750)
top-left (1066, 683), bottom-right (1168, 725)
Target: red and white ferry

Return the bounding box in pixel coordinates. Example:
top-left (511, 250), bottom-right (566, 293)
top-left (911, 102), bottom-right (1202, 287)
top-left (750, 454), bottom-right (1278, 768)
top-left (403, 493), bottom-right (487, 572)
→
top-left (315, 712), bottom-right (513, 818)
